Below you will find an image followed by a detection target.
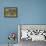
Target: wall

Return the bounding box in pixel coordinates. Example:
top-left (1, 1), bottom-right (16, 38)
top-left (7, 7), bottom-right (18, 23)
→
top-left (20, 0), bottom-right (46, 24)
top-left (0, 0), bottom-right (46, 44)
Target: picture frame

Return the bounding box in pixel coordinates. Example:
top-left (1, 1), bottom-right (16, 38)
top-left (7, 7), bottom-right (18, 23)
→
top-left (4, 7), bottom-right (17, 18)
top-left (18, 24), bottom-right (46, 41)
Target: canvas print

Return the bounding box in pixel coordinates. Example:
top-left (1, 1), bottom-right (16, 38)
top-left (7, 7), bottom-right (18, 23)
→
top-left (4, 7), bottom-right (17, 17)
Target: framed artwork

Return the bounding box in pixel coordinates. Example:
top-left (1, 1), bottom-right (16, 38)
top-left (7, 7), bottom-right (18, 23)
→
top-left (18, 24), bottom-right (46, 41)
top-left (4, 7), bottom-right (17, 17)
